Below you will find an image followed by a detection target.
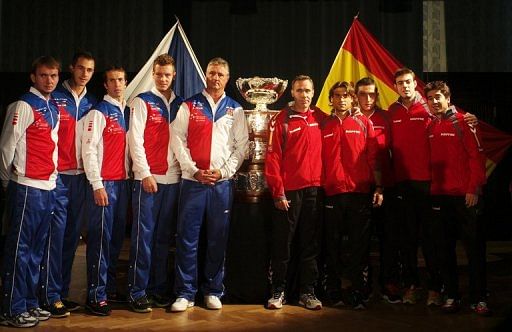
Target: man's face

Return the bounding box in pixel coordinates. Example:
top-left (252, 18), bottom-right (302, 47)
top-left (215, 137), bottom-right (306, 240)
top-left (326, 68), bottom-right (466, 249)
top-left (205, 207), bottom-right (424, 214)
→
top-left (153, 64), bottom-right (175, 93)
top-left (70, 57), bottom-right (95, 88)
top-left (291, 79), bottom-right (314, 110)
top-left (206, 64), bottom-right (229, 92)
top-left (394, 73), bottom-right (417, 99)
top-left (31, 65), bottom-right (59, 97)
top-left (356, 84), bottom-right (377, 112)
top-left (330, 87), bottom-right (353, 112)
top-left (104, 70), bottom-right (127, 99)
top-left (426, 89), bottom-right (450, 115)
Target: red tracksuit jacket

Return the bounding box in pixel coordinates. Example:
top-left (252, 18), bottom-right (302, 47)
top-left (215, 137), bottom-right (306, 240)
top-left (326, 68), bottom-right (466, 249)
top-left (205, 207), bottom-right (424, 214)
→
top-left (321, 112), bottom-right (378, 196)
top-left (388, 93), bottom-right (433, 182)
top-left (265, 106), bottom-right (327, 200)
top-left (428, 107), bottom-right (486, 196)
top-left (367, 109), bottom-right (394, 187)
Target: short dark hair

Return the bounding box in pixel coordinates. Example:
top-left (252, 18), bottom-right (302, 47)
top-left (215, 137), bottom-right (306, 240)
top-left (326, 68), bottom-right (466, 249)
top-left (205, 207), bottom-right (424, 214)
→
top-left (292, 75), bottom-right (314, 90)
top-left (71, 50), bottom-right (95, 66)
top-left (153, 54), bottom-right (175, 71)
top-left (31, 56), bottom-right (61, 74)
top-left (355, 77), bottom-right (379, 95)
top-left (424, 81), bottom-right (451, 98)
top-left (394, 67), bottom-right (415, 82)
top-left (328, 81), bottom-right (355, 100)
top-left (103, 65), bottom-right (127, 83)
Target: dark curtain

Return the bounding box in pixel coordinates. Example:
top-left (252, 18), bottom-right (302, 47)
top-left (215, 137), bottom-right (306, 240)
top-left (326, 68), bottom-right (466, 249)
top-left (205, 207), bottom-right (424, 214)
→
top-left (0, 0), bottom-right (164, 72)
top-left (186, 0), bottom-right (423, 109)
top-left (445, 0), bottom-right (512, 72)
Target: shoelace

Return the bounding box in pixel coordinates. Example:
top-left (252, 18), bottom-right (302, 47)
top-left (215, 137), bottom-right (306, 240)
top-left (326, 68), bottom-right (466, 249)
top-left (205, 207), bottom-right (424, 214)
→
top-left (273, 292), bottom-right (283, 299)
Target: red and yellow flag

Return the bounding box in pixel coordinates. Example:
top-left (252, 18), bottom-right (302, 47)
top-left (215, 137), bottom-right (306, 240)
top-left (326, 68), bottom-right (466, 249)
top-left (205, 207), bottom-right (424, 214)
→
top-left (317, 17), bottom-right (512, 177)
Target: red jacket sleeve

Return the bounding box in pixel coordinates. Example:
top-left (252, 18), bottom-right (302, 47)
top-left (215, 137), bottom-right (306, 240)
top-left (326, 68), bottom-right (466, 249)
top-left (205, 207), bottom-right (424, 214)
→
top-left (264, 111), bottom-right (286, 200)
top-left (462, 121), bottom-right (486, 194)
top-left (364, 116), bottom-right (379, 174)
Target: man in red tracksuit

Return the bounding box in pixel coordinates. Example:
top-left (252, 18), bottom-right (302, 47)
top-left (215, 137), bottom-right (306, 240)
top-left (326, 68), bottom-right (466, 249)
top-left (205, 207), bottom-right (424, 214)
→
top-left (265, 75), bottom-right (327, 310)
top-left (389, 68), bottom-right (478, 306)
top-left (425, 81), bottom-right (490, 316)
top-left (321, 81), bottom-right (383, 310)
top-left (355, 77), bottom-right (401, 304)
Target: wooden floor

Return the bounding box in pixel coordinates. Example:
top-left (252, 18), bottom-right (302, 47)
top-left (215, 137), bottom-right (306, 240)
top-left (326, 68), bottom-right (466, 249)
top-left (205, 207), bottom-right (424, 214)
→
top-left (3, 241), bottom-right (511, 331)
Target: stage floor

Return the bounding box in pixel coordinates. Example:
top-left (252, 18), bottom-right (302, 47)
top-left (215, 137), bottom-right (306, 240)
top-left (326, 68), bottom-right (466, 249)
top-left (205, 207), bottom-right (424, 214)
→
top-left (15, 241), bottom-right (512, 331)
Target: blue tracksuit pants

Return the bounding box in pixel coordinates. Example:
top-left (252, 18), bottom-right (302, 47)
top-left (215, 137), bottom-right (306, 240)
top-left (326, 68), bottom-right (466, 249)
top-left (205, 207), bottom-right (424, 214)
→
top-left (128, 181), bottom-right (179, 300)
top-left (174, 179), bottom-right (233, 301)
top-left (1, 181), bottom-right (55, 316)
top-left (85, 180), bottom-right (129, 303)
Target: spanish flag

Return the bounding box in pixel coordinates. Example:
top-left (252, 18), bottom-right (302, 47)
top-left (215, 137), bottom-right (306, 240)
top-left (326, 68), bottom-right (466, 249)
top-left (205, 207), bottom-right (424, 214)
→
top-left (317, 16), bottom-right (512, 177)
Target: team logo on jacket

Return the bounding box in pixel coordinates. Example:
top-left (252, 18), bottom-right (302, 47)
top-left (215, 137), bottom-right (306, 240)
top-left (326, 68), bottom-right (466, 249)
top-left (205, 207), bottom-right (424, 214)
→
top-left (53, 98), bottom-right (68, 108)
top-left (87, 120), bottom-right (93, 131)
top-left (226, 107), bottom-right (234, 117)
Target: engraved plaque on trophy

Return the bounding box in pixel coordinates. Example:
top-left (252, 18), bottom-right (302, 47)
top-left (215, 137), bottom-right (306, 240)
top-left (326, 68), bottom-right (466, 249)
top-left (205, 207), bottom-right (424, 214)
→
top-left (234, 77), bottom-right (288, 203)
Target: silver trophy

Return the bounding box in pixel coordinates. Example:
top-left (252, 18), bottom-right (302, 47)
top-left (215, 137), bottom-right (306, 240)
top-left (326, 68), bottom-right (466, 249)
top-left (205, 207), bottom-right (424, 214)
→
top-left (234, 77), bottom-right (288, 202)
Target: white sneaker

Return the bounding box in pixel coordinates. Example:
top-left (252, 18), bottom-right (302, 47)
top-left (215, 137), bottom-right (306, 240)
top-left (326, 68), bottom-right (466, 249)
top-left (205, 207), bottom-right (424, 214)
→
top-left (204, 295), bottom-right (222, 310)
top-left (267, 291), bottom-right (285, 309)
top-left (170, 297), bottom-right (194, 312)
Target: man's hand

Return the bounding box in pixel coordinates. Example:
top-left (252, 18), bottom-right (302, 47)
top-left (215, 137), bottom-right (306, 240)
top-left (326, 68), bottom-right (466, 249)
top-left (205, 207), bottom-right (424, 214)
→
top-left (194, 169), bottom-right (221, 186)
top-left (372, 188), bottom-right (384, 207)
top-left (465, 193), bottom-right (479, 207)
top-left (352, 106), bottom-right (362, 116)
top-left (142, 176), bottom-right (158, 193)
top-left (274, 199), bottom-right (290, 211)
top-left (463, 112), bottom-right (478, 126)
top-left (94, 188), bottom-right (109, 206)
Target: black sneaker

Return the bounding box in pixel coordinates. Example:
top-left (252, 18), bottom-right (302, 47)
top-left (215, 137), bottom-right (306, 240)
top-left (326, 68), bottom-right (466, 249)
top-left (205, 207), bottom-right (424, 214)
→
top-left (381, 284), bottom-right (402, 304)
top-left (43, 300), bottom-right (70, 318)
top-left (1, 312), bottom-right (39, 328)
top-left (85, 300), bottom-right (112, 316)
top-left (148, 294), bottom-right (171, 308)
top-left (441, 298), bottom-right (460, 314)
top-left (62, 298), bottom-right (81, 312)
top-left (129, 295), bottom-right (152, 313)
top-left (325, 290), bottom-right (344, 307)
top-left (349, 291), bottom-right (367, 310)
top-left (107, 292), bottom-right (127, 303)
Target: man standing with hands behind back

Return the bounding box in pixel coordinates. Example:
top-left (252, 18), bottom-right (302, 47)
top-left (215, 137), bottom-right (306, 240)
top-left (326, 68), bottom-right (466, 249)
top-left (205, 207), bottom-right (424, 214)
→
top-left (170, 57), bottom-right (248, 312)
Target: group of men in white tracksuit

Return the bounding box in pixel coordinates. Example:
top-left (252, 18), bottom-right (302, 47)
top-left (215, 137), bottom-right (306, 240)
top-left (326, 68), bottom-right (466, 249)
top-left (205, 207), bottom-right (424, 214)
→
top-left (0, 53), bottom-right (248, 326)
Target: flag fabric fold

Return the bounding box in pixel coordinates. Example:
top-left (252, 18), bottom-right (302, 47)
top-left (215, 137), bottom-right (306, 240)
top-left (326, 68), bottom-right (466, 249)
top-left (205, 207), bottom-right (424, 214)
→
top-left (125, 19), bottom-right (206, 104)
top-left (317, 17), bottom-right (512, 177)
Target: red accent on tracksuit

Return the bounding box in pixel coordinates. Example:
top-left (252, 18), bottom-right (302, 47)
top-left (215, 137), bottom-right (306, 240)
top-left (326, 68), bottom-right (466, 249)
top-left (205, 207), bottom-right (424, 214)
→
top-left (388, 93), bottom-right (433, 182)
top-left (367, 109), bottom-right (394, 187)
top-left (321, 113), bottom-right (378, 196)
top-left (52, 81), bottom-right (97, 173)
top-left (428, 107), bottom-right (486, 196)
top-left (186, 100), bottom-right (213, 171)
top-left (265, 106), bottom-right (327, 200)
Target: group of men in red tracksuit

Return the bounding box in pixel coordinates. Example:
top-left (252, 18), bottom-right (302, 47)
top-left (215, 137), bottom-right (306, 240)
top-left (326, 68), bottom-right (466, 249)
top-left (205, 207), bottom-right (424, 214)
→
top-left (264, 69), bottom-right (490, 316)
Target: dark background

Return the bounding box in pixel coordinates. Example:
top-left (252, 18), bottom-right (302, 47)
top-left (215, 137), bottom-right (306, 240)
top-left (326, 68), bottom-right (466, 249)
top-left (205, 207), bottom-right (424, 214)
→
top-left (0, 0), bottom-right (511, 239)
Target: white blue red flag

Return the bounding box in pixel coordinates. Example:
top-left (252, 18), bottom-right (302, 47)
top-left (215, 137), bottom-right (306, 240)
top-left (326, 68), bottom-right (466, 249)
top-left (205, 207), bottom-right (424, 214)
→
top-left (125, 19), bottom-right (206, 103)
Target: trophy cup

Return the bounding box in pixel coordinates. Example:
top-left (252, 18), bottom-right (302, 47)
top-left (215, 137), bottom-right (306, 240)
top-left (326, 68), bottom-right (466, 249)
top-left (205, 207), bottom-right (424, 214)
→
top-left (234, 77), bottom-right (288, 203)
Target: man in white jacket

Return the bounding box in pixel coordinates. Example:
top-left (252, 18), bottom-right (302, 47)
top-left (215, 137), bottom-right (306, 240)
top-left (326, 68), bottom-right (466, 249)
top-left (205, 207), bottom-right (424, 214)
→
top-left (127, 54), bottom-right (183, 313)
top-left (170, 57), bottom-right (248, 312)
top-left (81, 66), bottom-right (130, 316)
top-left (0, 56), bottom-right (60, 327)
